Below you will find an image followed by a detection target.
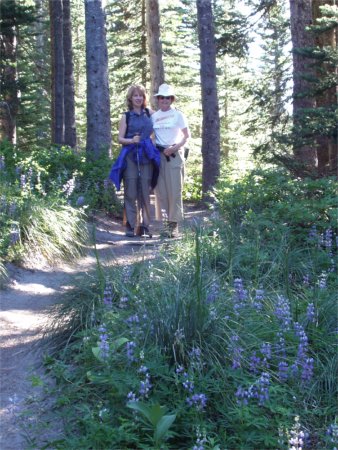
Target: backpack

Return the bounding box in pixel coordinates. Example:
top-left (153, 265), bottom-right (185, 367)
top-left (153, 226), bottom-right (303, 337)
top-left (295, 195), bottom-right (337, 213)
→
top-left (125, 107), bottom-right (150, 137)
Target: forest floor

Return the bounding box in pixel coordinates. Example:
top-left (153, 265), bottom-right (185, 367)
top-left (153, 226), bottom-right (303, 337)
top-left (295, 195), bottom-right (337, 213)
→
top-left (0, 199), bottom-right (208, 450)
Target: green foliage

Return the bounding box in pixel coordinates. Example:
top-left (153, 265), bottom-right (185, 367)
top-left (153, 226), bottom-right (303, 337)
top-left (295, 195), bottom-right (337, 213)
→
top-left (36, 169), bottom-right (337, 449)
top-left (0, 141), bottom-right (121, 271)
top-left (127, 402), bottom-right (176, 447)
top-left (0, 141), bottom-right (122, 214)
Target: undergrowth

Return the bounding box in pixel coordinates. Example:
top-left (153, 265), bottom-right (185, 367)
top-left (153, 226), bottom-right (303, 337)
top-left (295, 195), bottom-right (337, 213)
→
top-left (33, 168), bottom-right (337, 449)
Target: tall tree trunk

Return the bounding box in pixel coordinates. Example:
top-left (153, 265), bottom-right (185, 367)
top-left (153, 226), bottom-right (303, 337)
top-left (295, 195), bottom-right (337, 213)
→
top-left (289, 0), bottom-right (317, 168)
top-left (49, 0), bottom-right (64, 145)
top-left (141, 0), bottom-right (147, 87)
top-left (35, 0), bottom-right (48, 142)
top-left (0, 0), bottom-right (18, 144)
top-left (85, 0), bottom-right (111, 159)
top-left (146, 0), bottom-right (165, 108)
top-left (196, 0), bottom-right (220, 198)
top-left (312, 0), bottom-right (337, 174)
top-left (63, 0), bottom-right (77, 148)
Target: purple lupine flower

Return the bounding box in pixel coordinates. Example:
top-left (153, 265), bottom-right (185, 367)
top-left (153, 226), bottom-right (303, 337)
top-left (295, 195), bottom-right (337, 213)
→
top-left (20, 174), bottom-right (27, 191)
top-left (254, 288), bottom-right (264, 310)
top-left (193, 435), bottom-right (207, 450)
top-left (122, 265), bottom-right (132, 283)
top-left (278, 360), bottom-right (289, 382)
top-left (308, 224), bottom-right (318, 242)
top-left (126, 341), bottom-right (137, 362)
top-left (127, 391), bottom-right (138, 402)
top-left (306, 303), bottom-right (315, 323)
top-left (249, 372), bottom-right (270, 406)
top-left (119, 296), bottom-right (129, 308)
top-left (76, 195), bottom-right (85, 206)
top-left (0, 155), bottom-right (5, 170)
top-left (233, 278), bottom-right (248, 315)
top-left (175, 365), bottom-right (184, 374)
top-left (182, 373), bottom-right (194, 392)
top-left (98, 325), bottom-right (109, 360)
top-left (186, 393), bottom-right (207, 411)
top-left (189, 347), bottom-right (201, 359)
top-left (103, 178), bottom-right (109, 190)
top-left (326, 423), bottom-right (338, 448)
top-left (206, 281), bottom-right (220, 304)
top-left (318, 272), bottom-right (327, 289)
top-left (323, 228), bottom-right (333, 250)
top-left (274, 295), bottom-right (292, 330)
top-left (303, 274), bottom-right (310, 286)
top-left (294, 323), bottom-right (309, 360)
top-left (230, 334), bottom-right (243, 369)
top-left (138, 365), bottom-right (148, 374)
top-left (301, 357), bottom-right (314, 382)
top-left (249, 352), bottom-right (261, 374)
top-left (126, 314), bottom-right (140, 325)
top-left (276, 332), bottom-right (287, 359)
top-left (139, 372), bottom-right (152, 397)
top-left (103, 282), bottom-right (113, 308)
top-left (235, 386), bottom-right (249, 406)
top-left (231, 346), bottom-right (243, 369)
top-left (261, 342), bottom-right (272, 360)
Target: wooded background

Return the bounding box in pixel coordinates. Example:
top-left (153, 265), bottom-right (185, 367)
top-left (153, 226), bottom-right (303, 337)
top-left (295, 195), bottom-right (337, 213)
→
top-left (1, 0), bottom-right (337, 196)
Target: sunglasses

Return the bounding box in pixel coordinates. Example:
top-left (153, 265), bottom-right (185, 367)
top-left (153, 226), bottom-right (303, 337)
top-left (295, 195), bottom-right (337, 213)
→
top-left (158, 96), bottom-right (172, 100)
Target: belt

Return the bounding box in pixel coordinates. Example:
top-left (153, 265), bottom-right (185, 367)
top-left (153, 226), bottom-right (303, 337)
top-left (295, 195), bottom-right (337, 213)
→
top-left (156, 145), bottom-right (176, 161)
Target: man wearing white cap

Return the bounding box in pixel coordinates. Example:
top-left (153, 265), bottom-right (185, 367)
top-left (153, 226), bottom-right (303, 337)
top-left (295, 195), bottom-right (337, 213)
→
top-left (152, 83), bottom-right (190, 237)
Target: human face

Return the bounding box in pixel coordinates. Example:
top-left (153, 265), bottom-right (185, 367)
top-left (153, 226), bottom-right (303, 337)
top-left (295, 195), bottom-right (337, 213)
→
top-left (131, 90), bottom-right (144, 110)
top-left (158, 96), bottom-right (173, 111)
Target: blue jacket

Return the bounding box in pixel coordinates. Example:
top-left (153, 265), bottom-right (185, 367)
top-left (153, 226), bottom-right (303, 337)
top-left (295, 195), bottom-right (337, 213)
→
top-left (109, 138), bottom-right (160, 191)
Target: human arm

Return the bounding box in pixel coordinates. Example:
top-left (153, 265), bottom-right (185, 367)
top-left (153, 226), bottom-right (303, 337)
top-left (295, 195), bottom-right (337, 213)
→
top-left (118, 114), bottom-right (140, 145)
top-left (163, 127), bottom-right (190, 157)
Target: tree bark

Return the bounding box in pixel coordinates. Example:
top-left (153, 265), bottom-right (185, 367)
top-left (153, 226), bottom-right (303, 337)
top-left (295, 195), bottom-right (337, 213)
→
top-left (289, 0), bottom-right (317, 167)
top-left (49, 0), bottom-right (65, 145)
top-left (196, 0), bottom-right (220, 198)
top-left (146, 0), bottom-right (165, 108)
top-left (63, 0), bottom-right (77, 148)
top-left (0, 0), bottom-right (18, 144)
top-left (312, 0), bottom-right (337, 174)
top-left (85, 0), bottom-right (112, 159)
top-left (141, 0), bottom-right (147, 87)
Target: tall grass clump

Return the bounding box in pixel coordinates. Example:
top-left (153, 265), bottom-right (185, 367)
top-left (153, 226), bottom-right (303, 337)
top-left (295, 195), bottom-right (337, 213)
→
top-left (37, 168), bottom-right (337, 449)
top-left (0, 141), bottom-right (122, 271)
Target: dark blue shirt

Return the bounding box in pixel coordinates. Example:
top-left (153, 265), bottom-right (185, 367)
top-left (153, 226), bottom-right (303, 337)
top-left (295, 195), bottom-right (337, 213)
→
top-left (126, 109), bottom-right (153, 141)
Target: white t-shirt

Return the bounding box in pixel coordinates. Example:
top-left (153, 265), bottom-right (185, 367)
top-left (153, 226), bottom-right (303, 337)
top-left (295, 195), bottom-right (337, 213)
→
top-left (152, 107), bottom-right (188, 147)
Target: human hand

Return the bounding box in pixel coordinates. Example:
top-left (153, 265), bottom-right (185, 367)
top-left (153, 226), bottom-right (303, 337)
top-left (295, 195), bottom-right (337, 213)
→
top-left (133, 134), bottom-right (141, 144)
top-left (164, 145), bottom-right (177, 157)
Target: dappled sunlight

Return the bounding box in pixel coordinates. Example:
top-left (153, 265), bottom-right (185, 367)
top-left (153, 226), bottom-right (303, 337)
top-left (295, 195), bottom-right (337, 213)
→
top-left (8, 282), bottom-right (56, 295)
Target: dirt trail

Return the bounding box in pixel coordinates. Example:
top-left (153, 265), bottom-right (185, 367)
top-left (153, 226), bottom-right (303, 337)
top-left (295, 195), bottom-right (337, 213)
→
top-left (0, 203), bottom-right (207, 449)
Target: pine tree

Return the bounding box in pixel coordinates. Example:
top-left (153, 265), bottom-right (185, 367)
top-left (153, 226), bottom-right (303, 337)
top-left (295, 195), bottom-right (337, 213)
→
top-left (0, 0), bottom-right (36, 145)
top-left (196, 0), bottom-right (220, 197)
top-left (85, 0), bottom-right (112, 159)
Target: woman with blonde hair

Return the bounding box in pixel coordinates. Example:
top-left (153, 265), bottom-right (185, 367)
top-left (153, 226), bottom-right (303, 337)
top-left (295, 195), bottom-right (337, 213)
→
top-left (110, 85), bottom-right (160, 238)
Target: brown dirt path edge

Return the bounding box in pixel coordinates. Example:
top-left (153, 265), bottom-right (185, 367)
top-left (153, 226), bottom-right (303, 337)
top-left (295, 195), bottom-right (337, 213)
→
top-left (0, 202), bottom-right (208, 450)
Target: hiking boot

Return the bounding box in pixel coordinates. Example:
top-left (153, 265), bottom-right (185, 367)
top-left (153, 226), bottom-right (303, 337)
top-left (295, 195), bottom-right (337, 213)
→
top-left (125, 224), bottom-right (135, 237)
top-left (136, 225), bottom-right (152, 239)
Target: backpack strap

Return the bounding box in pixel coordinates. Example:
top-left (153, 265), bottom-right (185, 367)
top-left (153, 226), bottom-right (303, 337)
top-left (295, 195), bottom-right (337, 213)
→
top-left (124, 111), bottom-right (131, 138)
